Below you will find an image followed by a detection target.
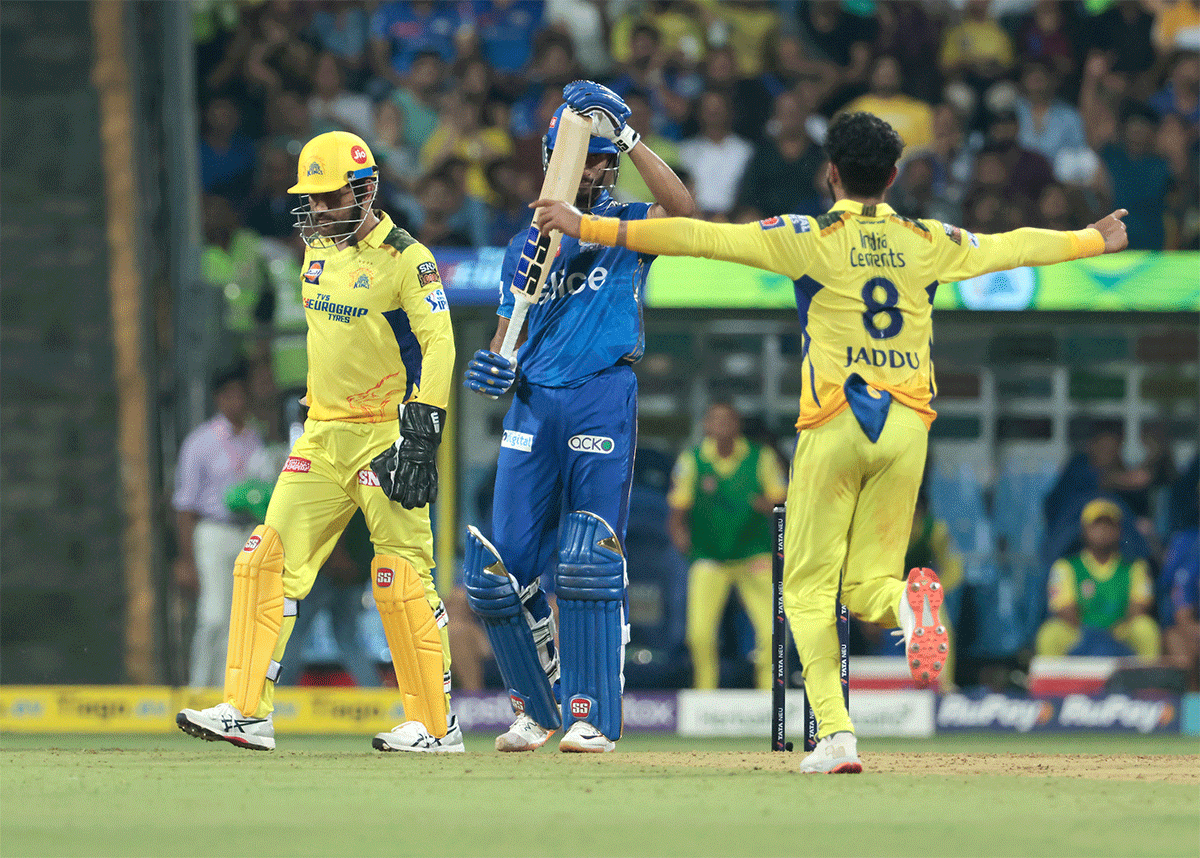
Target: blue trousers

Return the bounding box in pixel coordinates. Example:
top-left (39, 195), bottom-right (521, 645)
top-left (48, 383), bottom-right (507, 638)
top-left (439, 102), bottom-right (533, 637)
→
top-left (491, 365), bottom-right (637, 590)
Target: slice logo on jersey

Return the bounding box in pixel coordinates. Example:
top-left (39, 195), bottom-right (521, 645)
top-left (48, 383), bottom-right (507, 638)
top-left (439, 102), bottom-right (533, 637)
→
top-left (351, 145), bottom-right (368, 164)
top-left (417, 260), bottom-right (441, 287)
top-left (303, 260), bottom-right (324, 284)
top-left (242, 535), bottom-right (261, 553)
top-left (501, 430), bottom-right (534, 452)
top-left (569, 697), bottom-right (591, 718)
top-left (376, 568), bottom-right (394, 587)
top-left (545, 266), bottom-right (608, 302)
top-left (358, 468), bottom-right (380, 487)
top-left (568, 434), bottom-right (614, 454)
top-left (424, 288), bottom-right (448, 313)
top-left (283, 456), bottom-right (311, 473)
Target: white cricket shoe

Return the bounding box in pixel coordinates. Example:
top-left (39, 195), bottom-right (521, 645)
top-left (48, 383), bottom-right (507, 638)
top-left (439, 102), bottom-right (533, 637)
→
top-left (799, 730), bottom-right (862, 774)
top-left (495, 713), bottom-right (554, 752)
top-left (373, 714), bottom-right (465, 753)
top-left (558, 720), bottom-right (615, 753)
top-left (900, 567), bottom-right (949, 687)
top-left (176, 701), bottom-right (275, 751)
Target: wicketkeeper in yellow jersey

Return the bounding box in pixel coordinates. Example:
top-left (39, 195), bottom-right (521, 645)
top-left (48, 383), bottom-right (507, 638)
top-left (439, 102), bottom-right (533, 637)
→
top-left (534, 111), bottom-right (1129, 773)
top-left (178, 130), bottom-right (462, 752)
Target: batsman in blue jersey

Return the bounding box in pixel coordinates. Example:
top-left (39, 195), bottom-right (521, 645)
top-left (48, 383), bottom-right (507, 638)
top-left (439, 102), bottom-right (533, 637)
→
top-left (462, 82), bottom-right (694, 752)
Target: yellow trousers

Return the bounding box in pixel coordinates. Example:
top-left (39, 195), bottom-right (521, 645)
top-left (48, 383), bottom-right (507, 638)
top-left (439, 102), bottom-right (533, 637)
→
top-left (251, 418), bottom-right (451, 716)
top-left (686, 554), bottom-right (773, 690)
top-left (783, 406), bottom-right (927, 739)
top-left (1035, 615), bottom-right (1162, 659)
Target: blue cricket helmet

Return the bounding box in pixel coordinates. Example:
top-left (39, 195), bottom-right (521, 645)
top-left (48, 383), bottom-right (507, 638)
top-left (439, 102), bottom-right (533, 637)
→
top-left (542, 103), bottom-right (618, 168)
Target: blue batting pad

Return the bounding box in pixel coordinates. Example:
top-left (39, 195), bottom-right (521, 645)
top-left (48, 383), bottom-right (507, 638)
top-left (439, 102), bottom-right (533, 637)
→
top-left (556, 511), bottom-right (627, 740)
top-left (462, 527), bottom-right (561, 730)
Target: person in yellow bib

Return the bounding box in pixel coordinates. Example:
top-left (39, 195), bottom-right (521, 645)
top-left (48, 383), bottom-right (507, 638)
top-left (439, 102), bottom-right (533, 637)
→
top-left (178, 130), bottom-right (461, 752)
top-left (532, 111), bottom-right (1130, 772)
top-left (668, 402), bottom-right (787, 690)
top-left (1036, 498), bottom-right (1161, 659)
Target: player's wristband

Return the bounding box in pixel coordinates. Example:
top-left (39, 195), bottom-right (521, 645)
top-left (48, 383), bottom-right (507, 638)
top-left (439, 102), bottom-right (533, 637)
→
top-left (1068, 228), bottom-right (1105, 259)
top-left (613, 124), bottom-right (640, 153)
top-left (580, 215), bottom-right (620, 247)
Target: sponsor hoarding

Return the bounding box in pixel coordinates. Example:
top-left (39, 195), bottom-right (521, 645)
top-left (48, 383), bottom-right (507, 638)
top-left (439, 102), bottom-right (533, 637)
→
top-left (936, 692), bottom-right (1180, 734)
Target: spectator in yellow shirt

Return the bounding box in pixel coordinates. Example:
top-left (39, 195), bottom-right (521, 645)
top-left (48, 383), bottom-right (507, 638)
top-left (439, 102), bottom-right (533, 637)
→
top-left (842, 55), bottom-right (935, 157)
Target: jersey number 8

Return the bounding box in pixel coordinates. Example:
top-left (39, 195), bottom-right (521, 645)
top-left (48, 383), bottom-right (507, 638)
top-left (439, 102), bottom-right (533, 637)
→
top-left (861, 277), bottom-right (902, 340)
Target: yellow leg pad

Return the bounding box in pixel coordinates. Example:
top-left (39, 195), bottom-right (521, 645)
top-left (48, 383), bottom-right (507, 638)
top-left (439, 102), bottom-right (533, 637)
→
top-left (373, 555), bottom-right (448, 738)
top-left (224, 525), bottom-right (285, 716)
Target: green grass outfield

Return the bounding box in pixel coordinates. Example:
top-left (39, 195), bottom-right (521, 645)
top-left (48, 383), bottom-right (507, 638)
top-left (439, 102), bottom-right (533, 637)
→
top-left (1, 732), bottom-right (1196, 858)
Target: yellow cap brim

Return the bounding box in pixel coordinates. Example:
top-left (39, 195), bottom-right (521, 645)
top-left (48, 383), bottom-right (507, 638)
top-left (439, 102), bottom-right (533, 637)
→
top-left (287, 177), bottom-right (349, 195)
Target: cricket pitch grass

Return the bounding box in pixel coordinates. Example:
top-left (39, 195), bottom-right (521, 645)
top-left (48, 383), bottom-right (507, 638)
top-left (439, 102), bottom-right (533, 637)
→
top-left (1, 732), bottom-right (1196, 857)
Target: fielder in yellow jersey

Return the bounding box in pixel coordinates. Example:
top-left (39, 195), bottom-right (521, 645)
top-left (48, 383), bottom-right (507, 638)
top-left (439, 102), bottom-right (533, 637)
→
top-left (178, 131), bottom-right (463, 753)
top-left (534, 111), bottom-right (1129, 772)
top-left (668, 403), bottom-right (787, 690)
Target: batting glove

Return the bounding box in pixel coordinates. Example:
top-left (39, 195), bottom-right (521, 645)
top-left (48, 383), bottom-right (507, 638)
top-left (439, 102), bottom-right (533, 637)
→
top-left (464, 349), bottom-right (517, 398)
top-left (370, 401), bottom-right (445, 509)
top-left (563, 80), bottom-right (641, 153)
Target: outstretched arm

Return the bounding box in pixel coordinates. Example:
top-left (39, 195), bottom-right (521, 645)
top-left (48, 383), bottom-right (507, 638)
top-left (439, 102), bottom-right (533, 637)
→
top-left (532, 201), bottom-right (810, 280)
top-left (937, 210), bottom-right (1129, 283)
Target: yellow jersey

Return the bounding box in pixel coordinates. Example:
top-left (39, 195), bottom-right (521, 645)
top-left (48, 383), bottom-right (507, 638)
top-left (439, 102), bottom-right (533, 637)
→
top-left (580, 201), bottom-right (1104, 430)
top-left (301, 212), bottom-right (455, 422)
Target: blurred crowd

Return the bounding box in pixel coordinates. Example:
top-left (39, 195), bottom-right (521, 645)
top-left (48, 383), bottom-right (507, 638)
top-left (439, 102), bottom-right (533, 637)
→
top-left (197, 0), bottom-right (1199, 259)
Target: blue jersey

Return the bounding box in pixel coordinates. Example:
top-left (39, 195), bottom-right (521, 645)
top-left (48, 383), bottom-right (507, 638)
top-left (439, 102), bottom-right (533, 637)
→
top-left (499, 194), bottom-right (654, 387)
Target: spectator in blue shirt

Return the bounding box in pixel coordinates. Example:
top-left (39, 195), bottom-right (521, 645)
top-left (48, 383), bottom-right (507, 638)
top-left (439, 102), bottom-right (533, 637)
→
top-left (369, 0), bottom-right (462, 89)
top-left (470, 0), bottom-right (544, 75)
top-left (1015, 57), bottom-right (1088, 162)
top-left (199, 95), bottom-right (257, 207)
top-left (1101, 102), bottom-right (1172, 250)
top-left (1163, 528), bottom-right (1199, 691)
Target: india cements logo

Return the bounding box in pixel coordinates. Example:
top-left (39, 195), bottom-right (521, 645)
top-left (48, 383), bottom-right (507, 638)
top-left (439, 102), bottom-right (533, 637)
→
top-left (568, 434), bottom-right (614, 454)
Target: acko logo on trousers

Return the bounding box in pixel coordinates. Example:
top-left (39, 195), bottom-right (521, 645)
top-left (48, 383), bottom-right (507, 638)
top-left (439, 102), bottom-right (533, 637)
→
top-left (568, 434), bottom-right (614, 454)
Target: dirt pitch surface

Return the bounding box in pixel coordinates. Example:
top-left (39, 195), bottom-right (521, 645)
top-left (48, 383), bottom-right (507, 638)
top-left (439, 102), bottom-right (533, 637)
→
top-left (615, 751), bottom-right (1200, 783)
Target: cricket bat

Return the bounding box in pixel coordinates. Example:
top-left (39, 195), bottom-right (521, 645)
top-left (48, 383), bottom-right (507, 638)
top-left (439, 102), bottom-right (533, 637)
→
top-left (498, 107), bottom-right (592, 362)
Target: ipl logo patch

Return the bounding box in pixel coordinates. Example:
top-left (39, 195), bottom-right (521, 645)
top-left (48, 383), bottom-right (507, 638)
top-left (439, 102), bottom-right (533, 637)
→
top-left (376, 568), bottom-right (394, 587)
top-left (243, 535), bottom-right (261, 553)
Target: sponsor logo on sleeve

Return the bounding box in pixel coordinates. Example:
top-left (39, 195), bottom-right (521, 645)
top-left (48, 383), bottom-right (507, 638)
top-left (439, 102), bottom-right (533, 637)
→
top-left (283, 456), bottom-right (311, 473)
top-left (943, 223), bottom-right (963, 245)
top-left (424, 288), bottom-right (449, 313)
top-left (759, 216), bottom-right (785, 230)
top-left (500, 430), bottom-right (534, 452)
top-left (417, 260), bottom-right (442, 286)
top-left (303, 260), bottom-right (324, 284)
top-left (242, 535), bottom-right (261, 553)
top-left (358, 468), bottom-right (380, 487)
top-left (568, 434), bottom-right (615, 454)
top-left (789, 214), bottom-right (811, 233)
top-left (967, 230), bottom-right (979, 248)
top-left (375, 568), bottom-right (394, 587)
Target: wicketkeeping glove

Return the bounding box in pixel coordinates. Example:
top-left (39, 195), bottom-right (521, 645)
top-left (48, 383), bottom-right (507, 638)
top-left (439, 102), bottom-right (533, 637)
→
top-left (563, 80), bottom-right (641, 152)
top-left (370, 401), bottom-right (446, 509)
top-left (463, 349), bottom-right (517, 398)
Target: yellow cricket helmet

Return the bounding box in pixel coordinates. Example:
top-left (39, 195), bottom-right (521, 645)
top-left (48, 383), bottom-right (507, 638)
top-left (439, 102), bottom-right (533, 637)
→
top-left (289, 131), bottom-right (380, 248)
top-left (288, 130), bottom-right (377, 194)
